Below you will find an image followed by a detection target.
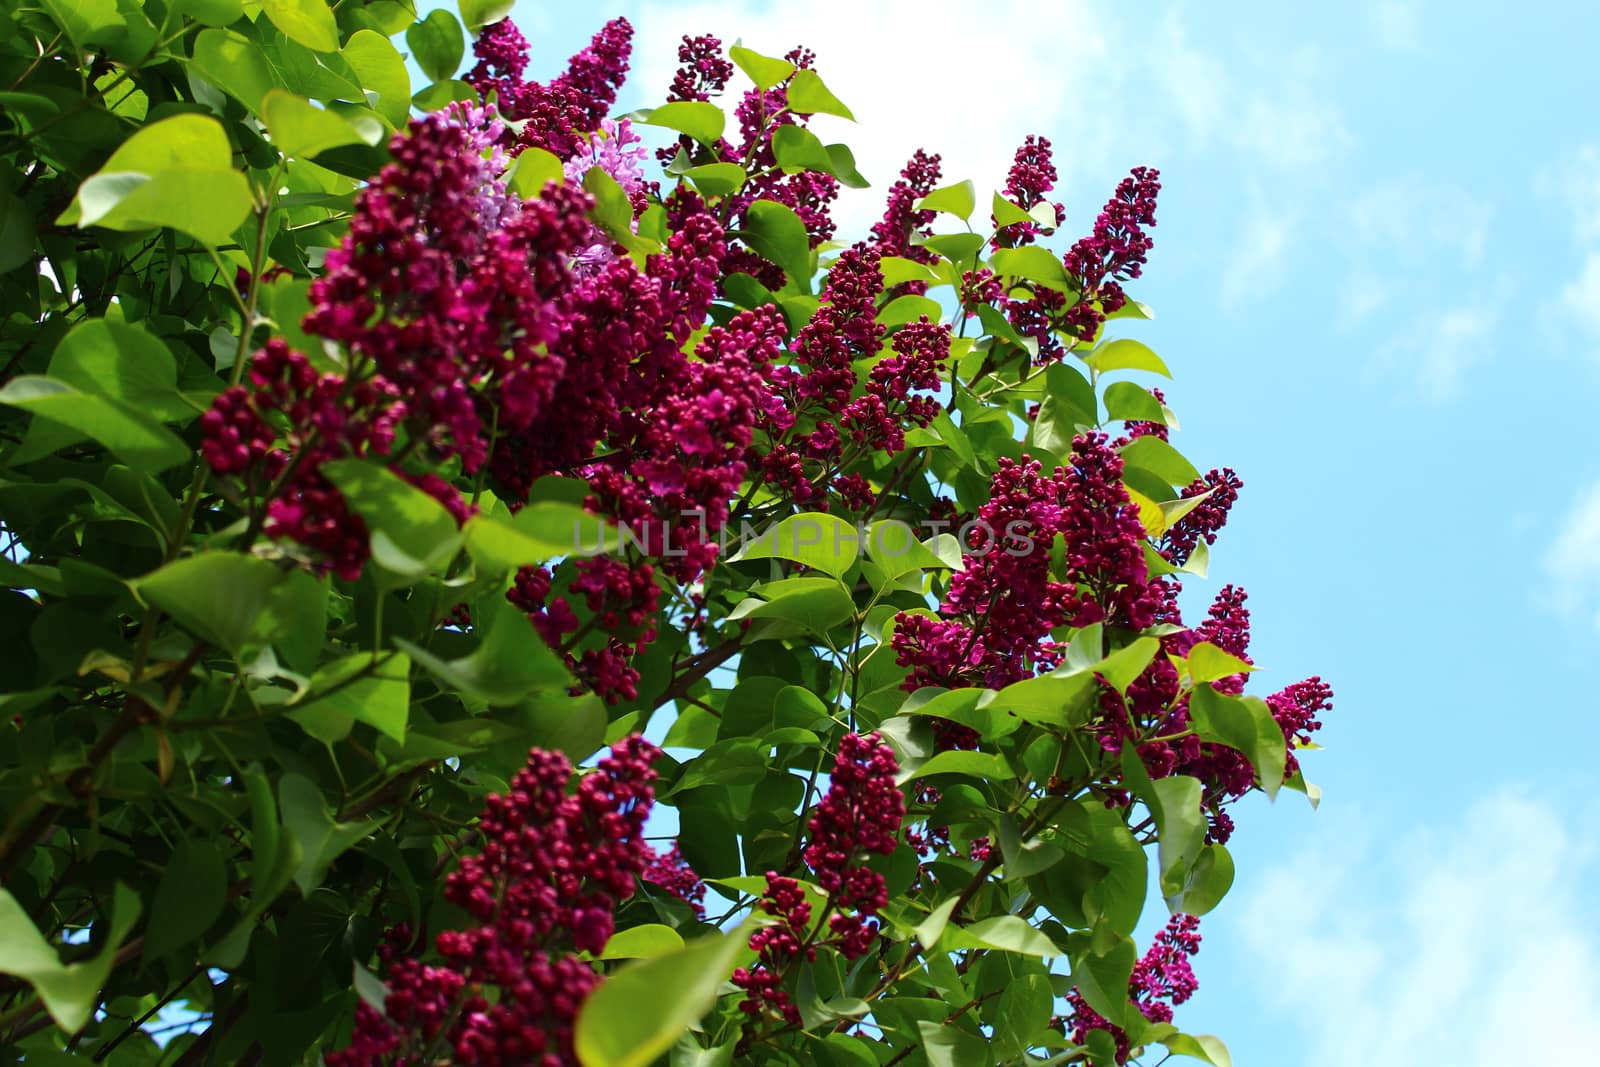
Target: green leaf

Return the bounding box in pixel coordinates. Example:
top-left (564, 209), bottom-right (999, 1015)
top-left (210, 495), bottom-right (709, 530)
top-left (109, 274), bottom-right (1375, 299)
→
top-left (516, 690), bottom-right (607, 761)
top-left (728, 511), bottom-right (860, 578)
top-left (1103, 381), bottom-right (1166, 423)
top-left (459, 0), bottom-right (514, 33)
top-left (40, 0), bottom-right (125, 53)
top-left (1189, 685), bottom-right (1287, 800)
top-left (598, 924), bottom-right (686, 960)
top-left (290, 651), bottom-right (411, 743)
top-left (1071, 934), bottom-right (1137, 1029)
top-left (864, 520), bottom-right (954, 580)
top-left (279, 773), bottom-right (378, 892)
top-left (728, 45), bottom-right (794, 91)
top-left (583, 165), bottom-right (641, 247)
top-left (396, 594), bottom-right (571, 704)
top-left (252, 567), bottom-right (327, 670)
top-left (506, 146), bottom-right (564, 198)
top-left (1096, 638), bottom-right (1160, 694)
top-left (262, 90), bottom-right (363, 158)
top-left (342, 30), bottom-right (411, 129)
top-left (921, 232), bottom-right (985, 266)
top-left (641, 101), bottom-right (726, 146)
top-left (988, 670), bottom-right (1101, 730)
top-left (994, 973), bottom-right (1054, 1061)
top-left (174, 0), bottom-right (244, 27)
top-left (1283, 768), bottom-right (1322, 809)
top-left (0, 884), bottom-right (141, 1032)
top-left (877, 294), bottom-right (942, 328)
top-left (727, 577), bottom-right (855, 638)
top-left (826, 143), bottom-right (869, 188)
top-left (1041, 800), bottom-right (1147, 935)
top-left (0, 376), bottom-right (188, 471)
top-left (81, 168), bottom-right (252, 245)
top-left (914, 896), bottom-right (961, 950)
top-left (463, 502), bottom-right (619, 572)
top-left (262, 0), bottom-right (340, 53)
top-left (879, 256), bottom-right (940, 289)
top-left (60, 112), bottom-right (234, 208)
top-left (900, 687), bottom-right (1019, 742)
top-left (407, 9), bottom-right (466, 83)
top-left (1123, 761), bottom-right (1206, 896)
top-left (786, 69), bottom-right (854, 119)
top-left (138, 553), bottom-right (288, 654)
top-left (914, 180), bottom-right (975, 221)
top-left (1165, 842), bottom-right (1234, 917)
top-left (772, 124), bottom-right (834, 174)
top-left (944, 915), bottom-right (1063, 958)
top-left (916, 1020), bottom-right (990, 1067)
top-left (683, 163), bottom-right (746, 198)
top-left (1118, 435), bottom-right (1201, 488)
top-left (1032, 362), bottom-right (1097, 453)
top-left (412, 79), bottom-right (478, 111)
top-left (906, 749), bottom-right (1015, 783)
top-left (44, 317), bottom-right (188, 422)
top-left (991, 245), bottom-right (1073, 293)
top-left (0, 188), bottom-right (37, 273)
top-left (575, 920), bottom-right (758, 1067)
top-left (190, 28), bottom-right (282, 112)
top-left (1185, 641), bottom-right (1257, 684)
top-left (740, 200), bottom-right (812, 290)
top-left (1084, 338), bottom-right (1171, 378)
top-left (321, 460), bottom-right (461, 581)
top-left (998, 814), bottom-right (1064, 879)
top-left (1163, 1034), bottom-right (1233, 1067)
top-left (144, 839), bottom-right (227, 959)
top-left (992, 191), bottom-right (1034, 228)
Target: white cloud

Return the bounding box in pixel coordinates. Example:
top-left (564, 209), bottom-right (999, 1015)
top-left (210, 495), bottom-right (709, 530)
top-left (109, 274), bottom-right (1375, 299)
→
top-left (630, 1), bottom-right (1348, 275)
top-left (1376, 304), bottom-right (1496, 401)
top-left (1340, 270), bottom-right (1387, 321)
top-left (1545, 481), bottom-right (1600, 627)
top-left (1372, 0), bottom-right (1423, 51)
top-left (1560, 252), bottom-right (1600, 337)
top-left (1235, 791), bottom-right (1600, 1067)
top-left (632, 0), bottom-right (1111, 234)
top-left (1542, 145), bottom-right (1600, 246)
top-left (1339, 180), bottom-right (1494, 383)
top-left (1346, 180), bottom-right (1490, 270)
top-left (1221, 208), bottom-right (1293, 308)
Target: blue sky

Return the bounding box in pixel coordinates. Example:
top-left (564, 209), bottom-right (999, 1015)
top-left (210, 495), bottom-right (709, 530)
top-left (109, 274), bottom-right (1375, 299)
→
top-left (487, 1), bottom-right (1600, 1061)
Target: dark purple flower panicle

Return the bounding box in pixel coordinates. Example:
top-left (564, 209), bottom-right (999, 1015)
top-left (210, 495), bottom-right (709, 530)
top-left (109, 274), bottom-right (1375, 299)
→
top-left (894, 436), bottom-right (1161, 691)
top-left (667, 34), bottom-right (734, 101)
top-left (468, 18), bottom-right (634, 159)
top-left (994, 134), bottom-right (1064, 248)
top-left (1066, 914), bottom-right (1202, 1062)
top-left (733, 733), bottom-right (904, 1024)
top-left (1060, 166), bottom-right (1161, 342)
top-left (871, 149), bottom-right (943, 289)
top-left (328, 738), bottom-right (661, 1067)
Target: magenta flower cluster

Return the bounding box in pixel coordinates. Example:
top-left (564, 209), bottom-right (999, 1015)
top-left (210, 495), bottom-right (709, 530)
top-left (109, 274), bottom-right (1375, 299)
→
top-left (733, 733), bottom-right (905, 1025)
top-left (993, 134), bottom-right (1064, 248)
top-left (893, 435), bottom-right (1162, 691)
top-left (467, 18), bottom-right (633, 159)
top-left (1066, 913), bottom-right (1202, 1062)
top-left (756, 247), bottom-right (950, 506)
top-left (328, 737), bottom-right (673, 1067)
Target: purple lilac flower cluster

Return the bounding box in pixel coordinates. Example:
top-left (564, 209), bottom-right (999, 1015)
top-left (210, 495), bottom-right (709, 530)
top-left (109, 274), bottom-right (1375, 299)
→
top-left (328, 738), bottom-right (677, 1067)
top-left (993, 134), bottom-right (1065, 248)
top-left (893, 435), bottom-right (1162, 692)
top-left (467, 18), bottom-right (633, 159)
top-left (733, 733), bottom-right (905, 1024)
top-left (1065, 914), bottom-right (1202, 1062)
